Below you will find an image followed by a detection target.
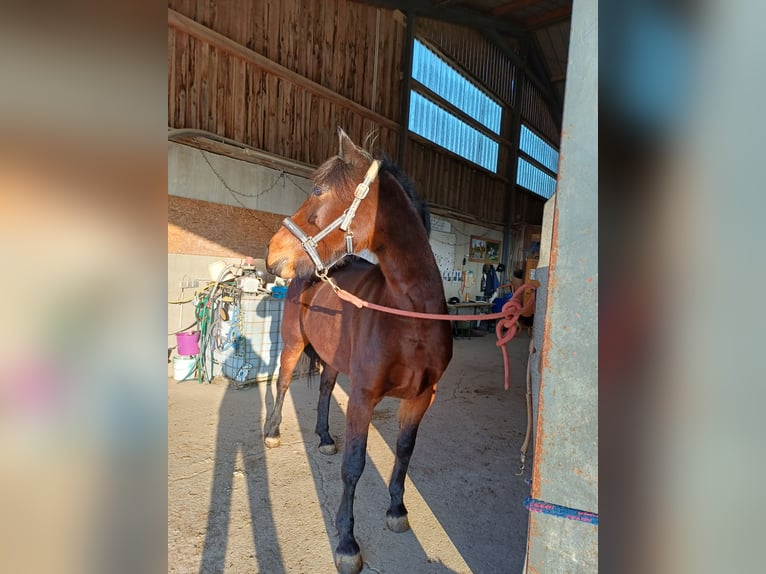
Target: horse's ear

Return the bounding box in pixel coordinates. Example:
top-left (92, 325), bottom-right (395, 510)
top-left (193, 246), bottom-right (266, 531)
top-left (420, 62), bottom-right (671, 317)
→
top-left (338, 127), bottom-right (363, 164)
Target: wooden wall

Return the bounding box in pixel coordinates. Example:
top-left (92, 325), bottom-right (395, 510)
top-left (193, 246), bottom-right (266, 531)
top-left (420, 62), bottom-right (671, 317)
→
top-left (416, 18), bottom-right (517, 107)
top-left (167, 1), bottom-right (560, 228)
top-left (168, 0), bottom-right (403, 164)
top-left (518, 75), bottom-right (561, 146)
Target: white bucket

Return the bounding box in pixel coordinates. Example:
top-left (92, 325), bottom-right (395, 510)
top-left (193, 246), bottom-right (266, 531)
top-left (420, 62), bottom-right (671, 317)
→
top-left (173, 355), bottom-right (197, 381)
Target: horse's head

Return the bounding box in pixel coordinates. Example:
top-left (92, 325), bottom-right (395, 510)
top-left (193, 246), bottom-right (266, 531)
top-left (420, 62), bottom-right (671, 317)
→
top-left (267, 128), bottom-right (380, 279)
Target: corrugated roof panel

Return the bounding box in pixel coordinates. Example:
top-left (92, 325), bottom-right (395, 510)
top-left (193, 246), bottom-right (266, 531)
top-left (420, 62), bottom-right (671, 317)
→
top-left (517, 156), bottom-right (557, 199)
top-left (412, 40), bottom-right (502, 134)
top-left (520, 124), bottom-right (559, 173)
top-left (409, 91), bottom-right (499, 172)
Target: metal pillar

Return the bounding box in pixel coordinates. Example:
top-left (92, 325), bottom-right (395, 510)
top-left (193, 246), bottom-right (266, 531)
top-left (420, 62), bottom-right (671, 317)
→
top-left (500, 42), bottom-right (525, 280)
top-left (525, 0), bottom-right (598, 571)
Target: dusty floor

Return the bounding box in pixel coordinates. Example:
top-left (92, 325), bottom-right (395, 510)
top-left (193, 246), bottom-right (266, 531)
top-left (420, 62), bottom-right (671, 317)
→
top-left (169, 331), bottom-right (533, 574)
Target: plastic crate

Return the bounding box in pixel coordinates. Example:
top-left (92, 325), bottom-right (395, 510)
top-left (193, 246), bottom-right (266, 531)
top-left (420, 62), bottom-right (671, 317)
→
top-left (213, 294), bottom-right (284, 383)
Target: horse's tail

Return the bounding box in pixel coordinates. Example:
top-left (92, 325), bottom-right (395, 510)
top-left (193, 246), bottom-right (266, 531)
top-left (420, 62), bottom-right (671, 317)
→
top-left (302, 344), bottom-right (322, 388)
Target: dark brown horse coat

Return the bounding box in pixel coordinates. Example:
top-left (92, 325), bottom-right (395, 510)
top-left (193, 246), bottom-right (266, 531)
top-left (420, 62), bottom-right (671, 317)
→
top-left (264, 128), bottom-right (453, 574)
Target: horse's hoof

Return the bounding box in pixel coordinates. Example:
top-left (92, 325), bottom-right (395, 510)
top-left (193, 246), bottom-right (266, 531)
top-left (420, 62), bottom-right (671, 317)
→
top-left (334, 552), bottom-right (363, 574)
top-left (319, 443), bottom-right (337, 455)
top-left (264, 436), bottom-right (281, 449)
top-left (386, 513), bottom-right (410, 533)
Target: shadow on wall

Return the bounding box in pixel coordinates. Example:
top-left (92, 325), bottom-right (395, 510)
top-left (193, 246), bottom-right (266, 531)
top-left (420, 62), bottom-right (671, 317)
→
top-left (168, 194), bottom-right (283, 259)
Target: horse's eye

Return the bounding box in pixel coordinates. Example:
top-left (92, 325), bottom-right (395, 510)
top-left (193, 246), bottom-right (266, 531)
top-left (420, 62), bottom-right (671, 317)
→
top-left (312, 187), bottom-right (322, 196)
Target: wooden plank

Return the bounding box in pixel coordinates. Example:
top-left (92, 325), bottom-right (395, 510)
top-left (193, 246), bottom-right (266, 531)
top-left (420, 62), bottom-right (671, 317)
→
top-left (178, 30), bottom-right (189, 127)
top-left (236, 50), bottom-right (247, 142)
top-left (253, 0), bottom-right (265, 56)
top-left (321, 0), bottom-right (333, 90)
top-left (266, 75), bottom-right (278, 153)
top-left (168, 28), bottom-right (176, 127)
top-left (208, 44), bottom-right (218, 133)
top-left (215, 48), bottom-right (227, 136)
top-left (265, 0), bottom-right (277, 63)
top-left (244, 63), bottom-right (253, 144)
top-left (222, 49), bottom-right (231, 136)
top-left (376, 14), bottom-right (389, 120)
top-left (169, 131), bottom-right (315, 177)
top-left (335, 0), bottom-right (346, 98)
top-left (168, 8), bottom-right (401, 134)
top-left (299, 0), bottom-right (310, 80)
top-left (360, 6), bottom-right (373, 109)
top-left (198, 40), bottom-right (210, 132)
top-left (254, 69), bottom-right (266, 148)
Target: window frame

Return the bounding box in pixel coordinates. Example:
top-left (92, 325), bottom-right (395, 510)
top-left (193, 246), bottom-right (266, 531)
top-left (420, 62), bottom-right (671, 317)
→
top-left (408, 38), bottom-right (506, 175)
top-left (516, 121), bottom-right (559, 199)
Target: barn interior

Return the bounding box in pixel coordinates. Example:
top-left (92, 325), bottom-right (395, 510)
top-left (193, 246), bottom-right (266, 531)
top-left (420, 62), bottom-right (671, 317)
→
top-left (167, 1), bottom-right (596, 572)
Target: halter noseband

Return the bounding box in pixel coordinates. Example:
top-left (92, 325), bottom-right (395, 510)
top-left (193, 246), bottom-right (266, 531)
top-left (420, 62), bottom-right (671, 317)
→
top-left (281, 159), bottom-right (381, 277)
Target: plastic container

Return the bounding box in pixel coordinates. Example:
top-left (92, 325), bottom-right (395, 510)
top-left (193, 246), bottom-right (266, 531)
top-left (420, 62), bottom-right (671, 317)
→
top-left (214, 294), bottom-right (284, 383)
top-left (271, 285), bottom-right (288, 299)
top-left (176, 331), bottom-right (200, 356)
top-left (173, 355), bottom-right (197, 381)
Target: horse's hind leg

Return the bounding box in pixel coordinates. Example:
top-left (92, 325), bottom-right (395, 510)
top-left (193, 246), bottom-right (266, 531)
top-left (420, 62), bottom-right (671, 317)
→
top-left (263, 344), bottom-right (304, 448)
top-left (334, 391), bottom-right (378, 574)
top-left (315, 365), bottom-right (339, 455)
top-left (386, 387), bottom-right (436, 533)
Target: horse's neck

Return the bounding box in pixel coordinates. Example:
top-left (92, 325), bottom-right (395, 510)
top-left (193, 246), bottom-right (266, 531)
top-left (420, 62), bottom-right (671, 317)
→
top-left (370, 176), bottom-right (443, 312)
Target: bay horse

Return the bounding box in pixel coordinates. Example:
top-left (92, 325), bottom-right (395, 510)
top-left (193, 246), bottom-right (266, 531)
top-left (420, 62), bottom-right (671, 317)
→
top-left (264, 128), bottom-right (453, 574)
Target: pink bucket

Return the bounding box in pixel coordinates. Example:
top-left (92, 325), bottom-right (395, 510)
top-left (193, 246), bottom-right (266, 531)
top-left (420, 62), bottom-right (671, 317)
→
top-left (176, 331), bottom-right (200, 356)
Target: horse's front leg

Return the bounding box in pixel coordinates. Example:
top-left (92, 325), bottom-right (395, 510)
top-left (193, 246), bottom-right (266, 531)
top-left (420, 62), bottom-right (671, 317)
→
top-left (263, 345), bottom-right (304, 448)
top-left (334, 392), bottom-right (377, 574)
top-left (387, 387), bottom-right (436, 532)
top-left (315, 365), bottom-right (339, 454)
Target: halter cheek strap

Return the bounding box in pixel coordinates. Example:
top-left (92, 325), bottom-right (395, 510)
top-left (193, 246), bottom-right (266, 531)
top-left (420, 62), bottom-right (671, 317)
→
top-left (281, 160), bottom-right (381, 275)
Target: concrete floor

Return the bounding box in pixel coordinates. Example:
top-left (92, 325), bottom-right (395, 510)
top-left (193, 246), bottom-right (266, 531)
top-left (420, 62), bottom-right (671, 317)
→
top-left (169, 331), bottom-right (533, 574)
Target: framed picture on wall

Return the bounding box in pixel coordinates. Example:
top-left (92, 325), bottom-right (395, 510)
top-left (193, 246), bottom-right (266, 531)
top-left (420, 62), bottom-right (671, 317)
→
top-left (470, 236), bottom-right (502, 264)
top-left (469, 236), bottom-right (487, 262)
top-left (485, 240), bottom-right (501, 263)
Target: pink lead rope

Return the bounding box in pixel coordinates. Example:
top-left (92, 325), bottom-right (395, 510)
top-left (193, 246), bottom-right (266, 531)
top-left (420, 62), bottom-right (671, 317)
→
top-left (327, 281), bottom-right (537, 390)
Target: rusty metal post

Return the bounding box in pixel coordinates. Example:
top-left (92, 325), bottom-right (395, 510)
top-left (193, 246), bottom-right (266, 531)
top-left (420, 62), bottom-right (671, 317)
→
top-left (525, 0), bottom-right (598, 571)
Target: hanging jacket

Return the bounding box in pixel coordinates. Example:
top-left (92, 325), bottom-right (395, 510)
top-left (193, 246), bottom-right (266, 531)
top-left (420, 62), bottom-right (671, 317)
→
top-left (483, 265), bottom-right (499, 297)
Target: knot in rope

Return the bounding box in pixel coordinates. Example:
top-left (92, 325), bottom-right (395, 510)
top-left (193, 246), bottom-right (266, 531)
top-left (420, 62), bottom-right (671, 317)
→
top-left (495, 285), bottom-right (536, 390)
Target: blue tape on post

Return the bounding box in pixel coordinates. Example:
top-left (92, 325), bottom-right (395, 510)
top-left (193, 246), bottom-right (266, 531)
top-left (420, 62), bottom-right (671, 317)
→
top-left (524, 497), bottom-right (598, 525)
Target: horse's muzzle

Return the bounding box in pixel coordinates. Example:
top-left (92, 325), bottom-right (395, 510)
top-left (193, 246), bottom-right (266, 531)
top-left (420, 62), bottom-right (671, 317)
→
top-left (264, 247), bottom-right (283, 276)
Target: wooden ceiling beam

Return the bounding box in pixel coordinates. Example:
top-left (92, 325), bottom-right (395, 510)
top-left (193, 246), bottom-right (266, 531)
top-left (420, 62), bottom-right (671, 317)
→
top-left (356, 0), bottom-right (525, 37)
top-left (524, 5), bottom-right (572, 29)
top-left (491, 0), bottom-right (543, 18)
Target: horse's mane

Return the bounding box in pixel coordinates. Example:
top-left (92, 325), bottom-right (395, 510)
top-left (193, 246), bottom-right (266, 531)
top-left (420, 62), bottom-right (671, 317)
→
top-left (312, 154), bottom-right (431, 236)
top-left (380, 156), bottom-right (431, 236)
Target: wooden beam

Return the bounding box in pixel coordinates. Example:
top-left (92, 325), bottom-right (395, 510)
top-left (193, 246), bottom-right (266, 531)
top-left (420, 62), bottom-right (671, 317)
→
top-left (356, 0), bottom-right (524, 37)
top-left (527, 35), bottom-right (563, 127)
top-left (481, 28), bottom-right (560, 118)
top-left (491, 0), bottom-right (542, 17)
top-left (168, 128), bottom-right (317, 178)
top-left (525, 5), bottom-right (572, 29)
top-left (167, 8), bottom-right (400, 134)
